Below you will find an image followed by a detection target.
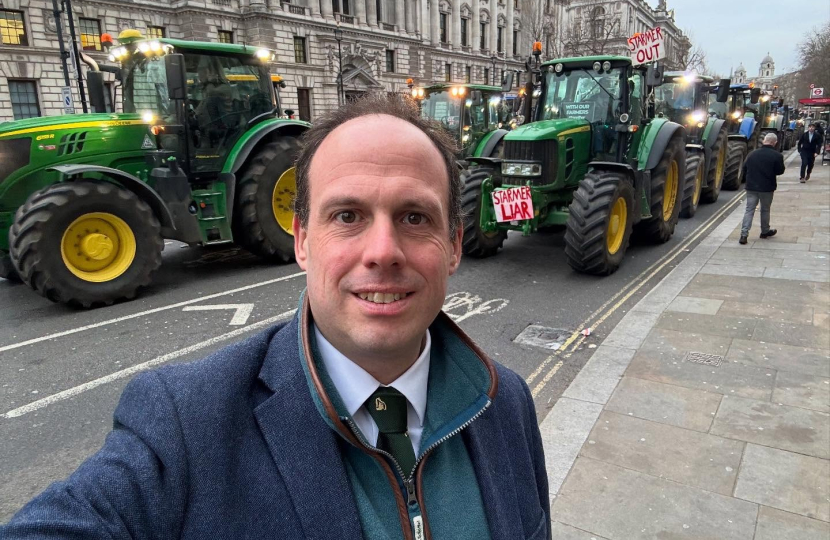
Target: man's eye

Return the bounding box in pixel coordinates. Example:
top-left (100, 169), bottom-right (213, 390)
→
top-left (335, 211), bottom-right (357, 224)
top-left (405, 213), bottom-right (426, 225)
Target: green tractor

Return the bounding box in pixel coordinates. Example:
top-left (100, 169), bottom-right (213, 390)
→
top-left (758, 99), bottom-right (791, 151)
top-left (708, 83), bottom-right (764, 191)
top-left (411, 83), bottom-right (515, 165)
top-left (0, 30), bottom-right (308, 307)
top-left (462, 54), bottom-right (687, 275)
top-left (653, 72), bottom-right (731, 218)
top-left (785, 115), bottom-right (806, 151)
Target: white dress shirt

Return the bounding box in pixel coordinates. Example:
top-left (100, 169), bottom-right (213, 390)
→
top-left (314, 324), bottom-right (431, 455)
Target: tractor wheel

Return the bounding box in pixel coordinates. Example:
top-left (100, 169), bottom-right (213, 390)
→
top-left (748, 128), bottom-right (759, 151)
top-left (636, 135), bottom-right (684, 243)
top-left (680, 152), bottom-right (704, 219)
top-left (701, 128), bottom-right (728, 204)
top-left (565, 170), bottom-right (634, 275)
top-left (9, 182), bottom-right (163, 308)
top-left (783, 132), bottom-right (793, 150)
top-left (234, 137), bottom-right (301, 262)
top-left (722, 140), bottom-right (747, 191)
top-left (0, 251), bottom-right (20, 282)
top-left (461, 167), bottom-right (506, 258)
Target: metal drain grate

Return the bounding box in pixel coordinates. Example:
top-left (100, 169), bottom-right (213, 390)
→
top-left (685, 351), bottom-right (723, 367)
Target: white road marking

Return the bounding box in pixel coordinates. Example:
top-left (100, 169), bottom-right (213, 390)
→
top-left (443, 291), bottom-right (509, 323)
top-left (0, 271), bottom-right (306, 353)
top-left (182, 303), bottom-right (255, 326)
top-left (1, 309), bottom-right (297, 419)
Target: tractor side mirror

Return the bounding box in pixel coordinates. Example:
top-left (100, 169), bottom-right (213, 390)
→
top-left (165, 54), bottom-right (188, 101)
top-left (501, 72), bottom-right (514, 92)
top-left (716, 79), bottom-right (730, 103)
top-left (750, 88), bottom-right (761, 104)
top-left (87, 71), bottom-right (107, 113)
top-left (645, 63), bottom-right (664, 87)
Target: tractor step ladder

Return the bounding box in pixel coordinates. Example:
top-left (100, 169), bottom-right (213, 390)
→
top-left (191, 189), bottom-right (233, 244)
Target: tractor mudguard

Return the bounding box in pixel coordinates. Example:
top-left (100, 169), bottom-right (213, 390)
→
top-left (468, 156), bottom-right (502, 167)
top-left (224, 118), bottom-right (309, 174)
top-left (588, 161), bottom-right (636, 183)
top-left (739, 117), bottom-right (756, 140)
top-left (642, 122), bottom-right (686, 171)
top-left (704, 119), bottom-right (726, 151)
top-left (48, 164), bottom-right (175, 232)
top-left (476, 129), bottom-right (509, 158)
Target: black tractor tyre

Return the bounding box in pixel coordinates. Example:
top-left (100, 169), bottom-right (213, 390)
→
top-left (234, 137), bottom-right (301, 262)
top-left (0, 251), bottom-right (21, 282)
top-left (565, 170), bottom-right (635, 275)
top-left (783, 131), bottom-right (793, 151)
top-left (748, 127), bottom-right (759, 151)
top-left (680, 152), bottom-right (704, 219)
top-left (722, 140), bottom-right (747, 191)
top-left (8, 182), bottom-right (163, 308)
top-left (701, 128), bottom-right (728, 204)
top-left (461, 167), bottom-right (507, 258)
top-left (636, 135), bottom-right (685, 243)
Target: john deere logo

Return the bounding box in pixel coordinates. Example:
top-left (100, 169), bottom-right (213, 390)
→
top-left (375, 397), bottom-right (387, 411)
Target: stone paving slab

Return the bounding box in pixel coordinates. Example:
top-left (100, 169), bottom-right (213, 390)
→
top-left (654, 312), bottom-right (757, 340)
top-left (681, 275), bottom-right (767, 302)
top-left (726, 339), bottom-right (830, 378)
top-left (749, 241), bottom-right (811, 251)
top-left (581, 411), bottom-right (744, 495)
top-left (549, 522), bottom-right (611, 540)
top-left (772, 370), bottom-right (830, 413)
top-left (552, 458), bottom-right (758, 540)
top-left (600, 311), bottom-right (662, 350)
top-left (734, 444), bottom-right (830, 522)
top-left (561, 346), bottom-right (634, 405)
top-left (665, 296), bottom-right (723, 315)
top-left (754, 506), bottom-right (830, 540)
top-left (710, 395), bottom-right (830, 459)
top-left (764, 267), bottom-right (830, 283)
top-left (606, 377), bottom-right (722, 433)
top-left (716, 300), bottom-right (814, 325)
top-left (540, 397), bottom-right (604, 496)
top-left (751, 319), bottom-right (830, 349)
top-left (699, 263), bottom-right (766, 277)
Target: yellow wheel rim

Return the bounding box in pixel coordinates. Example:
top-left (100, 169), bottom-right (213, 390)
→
top-left (662, 160), bottom-right (679, 221)
top-left (692, 163), bottom-right (704, 207)
top-left (714, 143), bottom-right (727, 189)
top-left (606, 196), bottom-right (627, 255)
top-left (272, 167), bottom-right (296, 236)
top-left (61, 212), bottom-right (136, 283)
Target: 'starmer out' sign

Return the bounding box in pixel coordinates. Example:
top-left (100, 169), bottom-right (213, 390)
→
top-left (627, 27), bottom-right (665, 66)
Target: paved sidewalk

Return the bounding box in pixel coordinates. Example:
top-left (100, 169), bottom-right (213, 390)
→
top-left (541, 151), bottom-right (830, 540)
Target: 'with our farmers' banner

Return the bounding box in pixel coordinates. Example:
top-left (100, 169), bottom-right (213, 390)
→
top-left (627, 27), bottom-right (665, 66)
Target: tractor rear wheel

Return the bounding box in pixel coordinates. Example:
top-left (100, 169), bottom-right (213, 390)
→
top-left (636, 135), bottom-right (684, 242)
top-left (783, 131), bottom-right (793, 150)
top-left (9, 182), bottom-right (163, 307)
top-left (722, 140), bottom-right (747, 191)
top-left (0, 251), bottom-right (20, 282)
top-left (234, 137), bottom-right (301, 262)
top-left (565, 170), bottom-right (634, 275)
top-left (461, 167), bottom-right (506, 258)
top-left (680, 152), bottom-right (704, 219)
top-left (701, 128), bottom-right (728, 204)
top-left (748, 127), bottom-right (759, 151)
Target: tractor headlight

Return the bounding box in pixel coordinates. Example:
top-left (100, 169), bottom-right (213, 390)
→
top-left (142, 111), bottom-right (156, 123)
top-left (501, 161), bottom-right (542, 177)
top-left (731, 111), bottom-right (741, 119)
top-left (462, 133), bottom-right (471, 142)
top-left (689, 111), bottom-right (705, 124)
top-left (593, 61), bottom-right (602, 72)
top-left (602, 61), bottom-right (611, 71)
top-left (554, 63), bottom-right (563, 73)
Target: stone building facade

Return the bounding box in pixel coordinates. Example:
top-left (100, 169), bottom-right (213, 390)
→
top-left (733, 54), bottom-right (776, 93)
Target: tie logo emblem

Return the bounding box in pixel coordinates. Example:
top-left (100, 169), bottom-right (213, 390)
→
top-left (375, 397), bottom-right (387, 411)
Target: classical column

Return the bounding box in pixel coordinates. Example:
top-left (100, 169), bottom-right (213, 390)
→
top-left (355, 0), bottom-right (367, 25)
top-left (430, 0), bottom-right (440, 46)
top-left (311, 0), bottom-right (322, 18)
top-left (396, 0), bottom-right (406, 30)
top-left (471, 0), bottom-right (480, 53)
top-left (450, 0), bottom-right (461, 48)
top-left (406, 0), bottom-right (417, 33)
top-left (488, 0), bottom-right (498, 53)
top-left (367, 0), bottom-right (378, 26)
top-left (505, 0), bottom-right (513, 57)
top-left (322, 0), bottom-right (334, 20)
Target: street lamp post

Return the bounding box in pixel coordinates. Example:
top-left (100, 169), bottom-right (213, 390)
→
top-left (334, 24), bottom-right (344, 106)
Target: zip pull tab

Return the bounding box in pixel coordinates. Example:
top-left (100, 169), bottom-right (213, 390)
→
top-left (405, 478), bottom-right (417, 506)
top-left (412, 515), bottom-right (425, 540)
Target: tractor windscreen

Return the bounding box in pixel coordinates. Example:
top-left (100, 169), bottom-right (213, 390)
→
top-left (541, 68), bottom-right (624, 125)
top-left (654, 82), bottom-right (696, 123)
top-left (122, 55), bottom-right (171, 116)
top-left (420, 90), bottom-right (465, 139)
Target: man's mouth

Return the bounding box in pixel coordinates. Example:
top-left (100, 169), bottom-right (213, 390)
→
top-left (356, 292), bottom-right (409, 304)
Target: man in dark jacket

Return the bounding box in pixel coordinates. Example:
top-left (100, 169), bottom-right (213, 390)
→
top-left (2, 94), bottom-right (552, 540)
top-left (797, 123), bottom-right (823, 182)
top-left (740, 132), bottom-right (786, 244)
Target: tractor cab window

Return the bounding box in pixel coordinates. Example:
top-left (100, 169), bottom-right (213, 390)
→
top-left (122, 55), bottom-right (172, 118)
top-left (654, 82), bottom-right (695, 122)
top-left (628, 74), bottom-right (644, 125)
top-left (184, 53), bottom-right (273, 173)
top-left (420, 89), bottom-right (465, 140)
top-left (709, 91), bottom-right (727, 119)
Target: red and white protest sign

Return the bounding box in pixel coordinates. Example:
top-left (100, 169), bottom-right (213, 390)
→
top-left (492, 186), bottom-right (534, 222)
top-left (627, 27), bottom-right (665, 66)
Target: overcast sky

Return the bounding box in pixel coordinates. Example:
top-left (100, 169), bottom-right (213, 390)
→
top-left (649, 0), bottom-right (830, 76)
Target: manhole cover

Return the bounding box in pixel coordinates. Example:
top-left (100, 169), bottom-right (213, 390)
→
top-left (685, 351), bottom-right (723, 367)
top-left (514, 325), bottom-right (573, 351)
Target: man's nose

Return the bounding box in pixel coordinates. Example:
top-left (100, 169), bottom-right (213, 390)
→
top-left (361, 216), bottom-right (406, 269)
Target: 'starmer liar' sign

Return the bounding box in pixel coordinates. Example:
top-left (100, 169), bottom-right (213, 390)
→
top-left (627, 27), bottom-right (665, 66)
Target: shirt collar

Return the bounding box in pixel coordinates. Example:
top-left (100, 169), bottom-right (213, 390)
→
top-left (313, 325), bottom-right (431, 427)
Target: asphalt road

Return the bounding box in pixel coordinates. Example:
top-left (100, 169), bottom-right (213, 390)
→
top-left (0, 173), bottom-right (752, 521)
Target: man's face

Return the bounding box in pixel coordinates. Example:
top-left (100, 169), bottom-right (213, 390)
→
top-left (809, 125), bottom-right (815, 133)
top-left (294, 115), bottom-right (462, 364)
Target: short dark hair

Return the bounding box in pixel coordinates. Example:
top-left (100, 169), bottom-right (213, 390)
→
top-left (294, 93), bottom-right (462, 236)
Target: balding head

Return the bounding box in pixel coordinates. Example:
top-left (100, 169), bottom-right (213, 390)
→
top-left (763, 133), bottom-right (778, 146)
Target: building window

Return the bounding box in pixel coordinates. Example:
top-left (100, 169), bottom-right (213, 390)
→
top-left (218, 30), bottom-right (234, 43)
top-left (146, 25), bottom-right (165, 39)
top-left (376, 0), bottom-right (383, 22)
top-left (297, 89), bottom-right (311, 121)
top-left (465, 66), bottom-right (471, 83)
top-left (332, 0), bottom-right (350, 14)
top-left (445, 62), bottom-right (452, 82)
top-left (497, 26), bottom-right (503, 53)
top-left (294, 36), bottom-right (307, 63)
top-left (79, 18), bottom-right (102, 51)
top-left (514, 0), bottom-right (518, 8)
top-left (0, 10), bottom-right (28, 46)
top-left (104, 82), bottom-right (114, 112)
top-left (545, 0), bottom-right (550, 13)
top-left (591, 7), bottom-right (605, 38)
top-left (480, 22), bottom-right (486, 49)
top-left (460, 18), bottom-right (468, 46)
top-left (483, 67), bottom-right (489, 84)
top-left (513, 30), bottom-right (518, 55)
top-left (9, 80), bottom-right (40, 119)
top-left (385, 49), bottom-right (395, 72)
top-left (440, 13), bottom-right (447, 43)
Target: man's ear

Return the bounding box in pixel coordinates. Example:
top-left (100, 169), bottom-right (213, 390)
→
top-left (448, 222), bottom-right (463, 276)
top-left (294, 215), bottom-right (308, 270)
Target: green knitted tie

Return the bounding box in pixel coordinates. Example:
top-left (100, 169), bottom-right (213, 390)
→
top-left (365, 387), bottom-right (417, 476)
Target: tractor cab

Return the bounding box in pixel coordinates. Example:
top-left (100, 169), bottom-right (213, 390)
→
top-left (655, 72), bottom-right (718, 145)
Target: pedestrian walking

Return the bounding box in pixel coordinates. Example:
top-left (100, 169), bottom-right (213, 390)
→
top-left (798, 123), bottom-right (823, 182)
top-left (740, 132), bottom-right (785, 244)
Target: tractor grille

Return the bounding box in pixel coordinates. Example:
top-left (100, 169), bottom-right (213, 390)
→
top-left (57, 132), bottom-right (88, 156)
top-left (0, 138), bottom-right (31, 185)
top-left (502, 140), bottom-right (557, 185)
